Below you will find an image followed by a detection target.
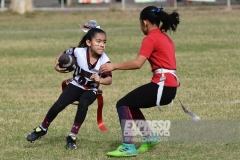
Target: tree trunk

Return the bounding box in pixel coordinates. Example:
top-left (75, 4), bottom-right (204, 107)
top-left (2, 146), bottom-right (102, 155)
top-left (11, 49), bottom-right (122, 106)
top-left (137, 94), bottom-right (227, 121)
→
top-left (67, 0), bottom-right (72, 7)
top-left (9, 0), bottom-right (33, 14)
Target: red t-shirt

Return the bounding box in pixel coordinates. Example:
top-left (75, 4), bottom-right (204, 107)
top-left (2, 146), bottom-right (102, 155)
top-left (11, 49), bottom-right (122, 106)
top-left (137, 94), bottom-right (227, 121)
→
top-left (138, 28), bottom-right (179, 87)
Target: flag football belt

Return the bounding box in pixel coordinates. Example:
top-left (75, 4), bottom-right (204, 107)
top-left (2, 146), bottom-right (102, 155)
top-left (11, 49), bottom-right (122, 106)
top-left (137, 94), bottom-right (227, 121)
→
top-left (154, 68), bottom-right (179, 111)
top-left (155, 70), bottom-right (201, 122)
top-left (73, 77), bottom-right (96, 90)
top-left (62, 78), bottom-right (107, 131)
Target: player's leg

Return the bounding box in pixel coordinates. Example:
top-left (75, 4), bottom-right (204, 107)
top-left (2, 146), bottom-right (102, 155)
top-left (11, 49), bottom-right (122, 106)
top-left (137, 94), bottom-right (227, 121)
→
top-left (107, 82), bottom-right (177, 156)
top-left (120, 84), bottom-right (176, 153)
top-left (127, 108), bottom-right (161, 153)
top-left (106, 83), bottom-right (157, 157)
top-left (26, 84), bottom-right (81, 143)
top-left (66, 90), bottom-right (97, 149)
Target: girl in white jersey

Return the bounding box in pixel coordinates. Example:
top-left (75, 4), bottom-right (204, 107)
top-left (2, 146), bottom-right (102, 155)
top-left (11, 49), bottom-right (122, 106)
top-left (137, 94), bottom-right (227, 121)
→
top-left (26, 27), bottom-right (112, 150)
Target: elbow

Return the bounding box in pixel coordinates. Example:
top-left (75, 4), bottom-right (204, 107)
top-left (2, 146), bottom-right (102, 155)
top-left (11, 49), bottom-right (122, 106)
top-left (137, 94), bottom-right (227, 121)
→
top-left (106, 80), bottom-right (112, 85)
top-left (105, 82), bottom-right (112, 85)
top-left (104, 78), bottom-right (112, 85)
top-left (108, 79), bottom-right (112, 85)
top-left (136, 65), bottom-right (141, 69)
top-left (135, 63), bottom-right (142, 69)
top-left (134, 59), bottom-right (144, 69)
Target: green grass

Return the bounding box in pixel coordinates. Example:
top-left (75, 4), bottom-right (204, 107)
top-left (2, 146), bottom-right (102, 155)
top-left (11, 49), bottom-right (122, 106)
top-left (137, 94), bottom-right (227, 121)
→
top-left (0, 7), bottom-right (239, 160)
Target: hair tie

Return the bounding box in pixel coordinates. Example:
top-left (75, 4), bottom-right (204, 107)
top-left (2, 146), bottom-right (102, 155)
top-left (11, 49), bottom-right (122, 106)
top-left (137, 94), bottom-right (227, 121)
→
top-left (151, 7), bottom-right (164, 13)
top-left (79, 20), bottom-right (101, 33)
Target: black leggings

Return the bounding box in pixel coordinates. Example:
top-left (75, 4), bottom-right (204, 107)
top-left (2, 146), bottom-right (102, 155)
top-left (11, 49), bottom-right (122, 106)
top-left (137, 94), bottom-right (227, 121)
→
top-left (117, 82), bottom-right (177, 109)
top-left (46, 83), bottom-right (97, 124)
top-left (116, 82), bottom-right (177, 143)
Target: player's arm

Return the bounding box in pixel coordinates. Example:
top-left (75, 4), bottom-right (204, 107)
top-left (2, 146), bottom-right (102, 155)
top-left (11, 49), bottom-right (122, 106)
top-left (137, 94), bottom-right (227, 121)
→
top-left (99, 76), bottom-right (112, 85)
top-left (113, 55), bottom-right (147, 70)
top-left (54, 52), bottom-right (68, 73)
top-left (90, 74), bottom-right (112, 85)
top-left (100, 55), bottom-right (147, 72)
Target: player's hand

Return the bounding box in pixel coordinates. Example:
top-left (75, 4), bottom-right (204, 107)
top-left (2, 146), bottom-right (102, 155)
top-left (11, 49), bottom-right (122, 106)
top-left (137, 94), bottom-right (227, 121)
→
top-left (100, 63), bottom-right (114, 73)
top-left (90, 74), bottom-right (101, 84)
top-left (54, 62), bottom-right (69, 73)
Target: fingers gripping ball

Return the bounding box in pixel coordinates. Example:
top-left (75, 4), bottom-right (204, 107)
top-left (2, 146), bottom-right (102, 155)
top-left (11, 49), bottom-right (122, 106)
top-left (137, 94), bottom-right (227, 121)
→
top-left (58, 54), bottom-right (76, 72)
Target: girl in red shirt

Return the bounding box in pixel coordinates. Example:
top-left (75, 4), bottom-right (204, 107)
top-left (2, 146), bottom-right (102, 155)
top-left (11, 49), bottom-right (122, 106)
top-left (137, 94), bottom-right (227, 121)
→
top-left (100, 6), bottom-right (180, 157)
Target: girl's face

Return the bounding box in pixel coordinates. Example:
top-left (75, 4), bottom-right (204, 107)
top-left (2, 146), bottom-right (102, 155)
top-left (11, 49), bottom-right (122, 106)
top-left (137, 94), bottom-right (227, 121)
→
top-left (87, 33), bottom-right (107, 56)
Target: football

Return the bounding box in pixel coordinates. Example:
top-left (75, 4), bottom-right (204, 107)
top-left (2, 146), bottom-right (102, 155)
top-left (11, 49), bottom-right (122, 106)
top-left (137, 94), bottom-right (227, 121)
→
top-left (58, 54), bottom-right (77, 72)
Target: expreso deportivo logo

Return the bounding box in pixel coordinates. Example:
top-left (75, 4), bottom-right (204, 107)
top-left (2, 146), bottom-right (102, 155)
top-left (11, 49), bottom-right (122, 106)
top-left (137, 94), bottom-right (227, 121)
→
top-left (123, 120), bottom-right (171, 137)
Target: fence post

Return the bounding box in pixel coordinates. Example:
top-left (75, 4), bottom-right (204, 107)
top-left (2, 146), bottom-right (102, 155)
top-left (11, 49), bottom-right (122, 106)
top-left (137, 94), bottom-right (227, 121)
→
top-left (1, 0), bottom-right (5, 9)
top-left (227, 0), bottom-right (231, 7)
top-left (61, 0), bottom-right (64, 8)
top-left (122, 0), bottom-right (125, 10)
top-left (174, 0), bottom-right (177, 9)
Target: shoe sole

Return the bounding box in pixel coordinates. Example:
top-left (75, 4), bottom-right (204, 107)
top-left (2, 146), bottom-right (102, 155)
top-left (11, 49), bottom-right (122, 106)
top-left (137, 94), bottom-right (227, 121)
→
top-left (26, 133), bottom-right (47, 143)
top-left (65, 143), bottom-right (77, 150)
top-left (106, 153), bottom-right (137, 157)
top-left (107, 155), bottom-right (137, 157)
top-left (65, 146), bottom-right (77, 150)
top-left (137, 142), bottom-right (160, 153)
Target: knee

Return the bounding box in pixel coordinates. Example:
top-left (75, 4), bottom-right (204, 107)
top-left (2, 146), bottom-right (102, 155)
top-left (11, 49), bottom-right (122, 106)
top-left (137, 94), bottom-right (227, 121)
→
top-left (116, 99), bottom-right (123, 108)
top-left (78, 100), bottom-right (89, 111)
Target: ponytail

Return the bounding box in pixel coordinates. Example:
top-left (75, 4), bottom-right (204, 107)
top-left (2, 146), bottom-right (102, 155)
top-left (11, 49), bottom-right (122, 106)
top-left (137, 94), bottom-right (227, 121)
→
top-left (78, 34), bottom-right (88, 47)
top-left (140, 6), bottom-right (180, 33)
top-left (159, 10), bottom-right (179, 32)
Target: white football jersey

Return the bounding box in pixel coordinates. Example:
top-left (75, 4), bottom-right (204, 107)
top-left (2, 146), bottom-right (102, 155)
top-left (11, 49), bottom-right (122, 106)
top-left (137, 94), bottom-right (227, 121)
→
top-left (64, 47), bottom-right (111, 91)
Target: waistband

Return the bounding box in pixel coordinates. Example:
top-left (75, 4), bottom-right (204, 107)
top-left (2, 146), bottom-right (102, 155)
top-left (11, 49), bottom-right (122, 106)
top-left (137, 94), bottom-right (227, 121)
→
top-left (73, 78), bottom-right (98, 90)
top-left (154, 68), bottom-right (176, 74)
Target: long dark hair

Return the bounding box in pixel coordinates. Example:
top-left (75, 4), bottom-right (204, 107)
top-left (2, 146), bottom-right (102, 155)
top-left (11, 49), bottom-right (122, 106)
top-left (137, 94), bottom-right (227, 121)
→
top-left (78, 28), bottom-right (106, 47)
top-left (140, 6), bottom-right (180, 33)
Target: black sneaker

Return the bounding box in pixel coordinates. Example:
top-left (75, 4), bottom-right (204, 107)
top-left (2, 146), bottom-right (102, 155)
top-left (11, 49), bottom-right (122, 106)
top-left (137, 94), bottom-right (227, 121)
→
top-left (66, 135), bottom-right (77, 149)
top-left (26, 126), bottom-right (47, 142)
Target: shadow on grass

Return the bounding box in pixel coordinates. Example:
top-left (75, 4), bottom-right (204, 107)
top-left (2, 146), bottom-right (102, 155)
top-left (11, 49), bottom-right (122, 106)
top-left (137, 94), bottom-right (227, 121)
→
top-left (79, 138), bottom-right (122, 151)
top-left (23, 134), bottom-right (123, 149)
top-left (23, 135), bottom-right (66, 148)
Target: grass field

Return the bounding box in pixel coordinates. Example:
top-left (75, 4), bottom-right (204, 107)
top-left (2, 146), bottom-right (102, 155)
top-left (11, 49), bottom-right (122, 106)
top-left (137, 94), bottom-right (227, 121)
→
top-left (0, 6), bottom-right (240, 160)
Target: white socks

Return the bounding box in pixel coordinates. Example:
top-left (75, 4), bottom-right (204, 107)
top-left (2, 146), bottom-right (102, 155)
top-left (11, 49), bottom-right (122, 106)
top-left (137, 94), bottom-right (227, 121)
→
top-left (69, 132), bottom-right (76, 137)
top-left (40, 125), bottom-right (47, 131)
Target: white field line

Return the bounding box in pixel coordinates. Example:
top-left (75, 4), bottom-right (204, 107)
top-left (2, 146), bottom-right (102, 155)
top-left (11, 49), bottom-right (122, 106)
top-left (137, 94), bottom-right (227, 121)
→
top-left (34, 7), bottom-right (110, 11)
top-left (0, 106), bottom-right (77, 113)
top-left (0, 29), bottom-right (79, 34)
top-left (0, 27), bottom-right (137, 34)
top-left (1, 99), bottom-right (240, 113)
top-left (1, 7), bottom-right (142, 12)
top-left (183, 99), bottom-right (240, 106)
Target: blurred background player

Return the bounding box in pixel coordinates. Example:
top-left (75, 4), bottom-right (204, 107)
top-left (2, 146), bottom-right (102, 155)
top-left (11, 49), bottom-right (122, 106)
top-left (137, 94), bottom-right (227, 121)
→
top-left (100, 6), bottom-right (180, 157)
top-left (26, 21), bottom-right (112, 150)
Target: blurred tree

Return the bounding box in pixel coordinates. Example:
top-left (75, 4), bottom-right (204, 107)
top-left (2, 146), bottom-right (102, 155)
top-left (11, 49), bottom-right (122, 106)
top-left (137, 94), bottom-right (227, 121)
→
top-left (67, 0), bottom-right (72, 7)
top-left (58, 0), bottom-right (72, 7)
top-left (9, 0), bottom-right (33, 14)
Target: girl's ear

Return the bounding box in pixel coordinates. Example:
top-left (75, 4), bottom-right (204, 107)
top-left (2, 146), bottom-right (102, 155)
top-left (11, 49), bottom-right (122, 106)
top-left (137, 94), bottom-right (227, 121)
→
top-left (86, 39), bottom-right (91, 47)
top-left (142, 20), bottom-right (148, 27)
